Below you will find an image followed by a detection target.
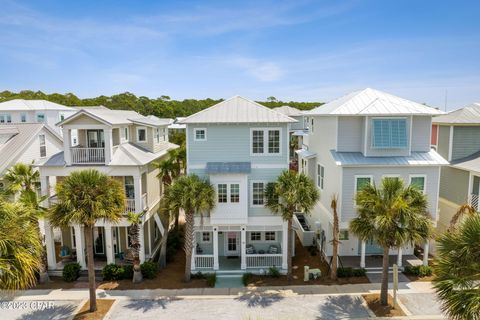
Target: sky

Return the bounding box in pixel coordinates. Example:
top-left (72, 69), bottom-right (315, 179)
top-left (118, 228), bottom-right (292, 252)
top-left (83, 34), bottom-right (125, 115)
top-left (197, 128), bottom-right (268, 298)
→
top-left (1, 0), bottom-right (479, 109)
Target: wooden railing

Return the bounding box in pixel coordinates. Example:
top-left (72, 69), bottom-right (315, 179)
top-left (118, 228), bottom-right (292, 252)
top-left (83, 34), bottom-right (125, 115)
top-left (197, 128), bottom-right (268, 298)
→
top-left (71, 147), bottom-right (105, 164)
top-left (195, 255), bottom-right (214, 269)
top-left (246, 254), bottom-right (282, 268)
top-left (124, 199), bottom-right (136, 214)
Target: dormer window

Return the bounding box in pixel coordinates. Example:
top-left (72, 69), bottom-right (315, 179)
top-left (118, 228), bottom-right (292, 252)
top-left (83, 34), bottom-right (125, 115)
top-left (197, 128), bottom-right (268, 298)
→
top-left (372, 118), bottom-right (407, 149)
top-left (194, 128), bottom-right (206, 141)
top-left (124, 127), bottom-right (129, 141)
top-left (36, 113), bottom-right (45, 123)
top-left (137, 127), bottom-right (147, 142)
top-left (0, 114), bottom-right (12, 123)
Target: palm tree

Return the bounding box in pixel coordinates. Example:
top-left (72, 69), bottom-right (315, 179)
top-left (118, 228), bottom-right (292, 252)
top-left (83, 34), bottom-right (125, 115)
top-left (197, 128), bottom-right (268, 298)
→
top-left (0, 199), bottom-right (42, 290)
top-left (265, 170), bottom-right (320, 280)
top-left (330, 194), bottom-right (340, 281)
top-left (4, 162), bottom-right (40, 195)
top-left (49, 169), bottom-right (125, 312)
top-left (156, 157), bottom-right (180, 187)
top-left (433, 214), bottom-right (480, 320)
top-left (164, 174), bottom-right (215, 281)
top-left (350, 178), bottom-right (432, 306)
top-left (449, 203), bottom-right (476, 231)
top-left (127, 212), bottom-right (143, 283)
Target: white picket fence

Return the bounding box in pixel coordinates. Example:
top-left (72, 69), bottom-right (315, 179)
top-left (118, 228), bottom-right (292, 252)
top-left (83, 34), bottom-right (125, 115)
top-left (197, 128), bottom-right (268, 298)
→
top-left (71, 147), bottom-right (105, 164)
top-left (246, 254), bottom-right (282, 268)
top-left (195, 255), bottom-right (214, 269)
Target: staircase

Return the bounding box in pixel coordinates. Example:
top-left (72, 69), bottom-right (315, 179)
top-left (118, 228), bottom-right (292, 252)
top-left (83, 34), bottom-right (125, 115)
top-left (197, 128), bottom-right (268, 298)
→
top-left (215, 272), bottom-right (244, 288)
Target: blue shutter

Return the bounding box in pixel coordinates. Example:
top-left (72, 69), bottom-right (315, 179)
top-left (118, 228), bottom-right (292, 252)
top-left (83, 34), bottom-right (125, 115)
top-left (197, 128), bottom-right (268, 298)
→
top-left (372, 119), bottom-right (407, 148)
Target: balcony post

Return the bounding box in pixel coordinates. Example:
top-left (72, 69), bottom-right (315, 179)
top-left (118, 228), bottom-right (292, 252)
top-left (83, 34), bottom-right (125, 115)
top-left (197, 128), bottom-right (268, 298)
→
top-left (282, 222), bottom-right (288, 270)
top-left (139, 222), bottom-right (146, 263)
top-left (423, 241), bottom-right (429, 266)
top-left (40, 175), bottom-right (49, 207)
top-left (104, 224), bottom-right (115, 264)
top-left (360, 241), bottom-right (366, 268)
top-left (133, 174), bottom-right (142, 214)
top-left (63, 128), bottom-right (72, 166)
top-left (74, 224), bottom-right (87, 269)
top-left (104, 128), bottom-right (113, 164)
top-left (213, 227), bottom-right (219, 270)
top-left (241, 226), bottom-right (246, 270)
top-left (44, 220), bottom-right (57, 270)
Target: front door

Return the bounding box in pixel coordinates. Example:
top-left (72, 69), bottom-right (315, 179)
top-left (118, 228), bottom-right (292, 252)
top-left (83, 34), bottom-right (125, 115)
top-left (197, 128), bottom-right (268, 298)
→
top-left (93, 227), bottom-right (105, 255)
top-left (364, 239), bottom-right (383, 255)
top-left (225, 232), bottom-right (240, 256)
top-left (87, 130), bottom-right (105, 148)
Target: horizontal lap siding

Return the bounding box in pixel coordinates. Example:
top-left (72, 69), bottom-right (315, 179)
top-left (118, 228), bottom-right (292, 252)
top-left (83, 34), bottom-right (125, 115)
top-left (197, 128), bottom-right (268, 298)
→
top-left (452, 126), bottom-right (480, 160)
top-left (411, 116), bottom-right (432, 152)
top-left (439, 166), bottom-right (469, 205)
top-left (337, 117), bottom-right (363, 152)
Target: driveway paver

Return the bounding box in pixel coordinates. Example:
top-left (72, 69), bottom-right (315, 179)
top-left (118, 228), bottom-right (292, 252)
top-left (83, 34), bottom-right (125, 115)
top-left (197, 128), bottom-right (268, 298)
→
top-left (0, 299), bottom-right (81, 320)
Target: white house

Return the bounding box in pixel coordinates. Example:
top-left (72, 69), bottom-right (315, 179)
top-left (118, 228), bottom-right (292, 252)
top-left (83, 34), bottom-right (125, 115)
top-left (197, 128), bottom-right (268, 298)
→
top-left (298, 88), bottom-right (447, 268)
top-left (37, 106), bottom-right (177, 272)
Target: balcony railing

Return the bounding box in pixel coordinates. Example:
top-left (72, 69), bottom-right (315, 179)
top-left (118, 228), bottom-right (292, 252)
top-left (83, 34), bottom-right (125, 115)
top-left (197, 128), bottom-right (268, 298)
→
top-left (246, 254), bottom-right (282, 268)
top-left (142, 193), bottom-right (147, 210)
top-left (124, 198), bottom-right (136, 214)
top-left (469, 193), bottom-right (479, 211)
top-left (195, 255), bottom-right (214, 269)
top-left (71, 147), bottom-right (105, 164)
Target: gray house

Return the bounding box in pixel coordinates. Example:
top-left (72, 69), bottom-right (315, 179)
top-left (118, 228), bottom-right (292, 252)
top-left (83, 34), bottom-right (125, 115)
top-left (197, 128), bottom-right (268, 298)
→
top-left (432, 103), bottom-right (480, 233)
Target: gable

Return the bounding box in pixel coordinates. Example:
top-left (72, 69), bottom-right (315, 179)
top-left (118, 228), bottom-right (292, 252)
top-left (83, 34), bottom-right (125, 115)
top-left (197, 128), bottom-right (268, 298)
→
top-left (62, 113), bottom-right (107, 126)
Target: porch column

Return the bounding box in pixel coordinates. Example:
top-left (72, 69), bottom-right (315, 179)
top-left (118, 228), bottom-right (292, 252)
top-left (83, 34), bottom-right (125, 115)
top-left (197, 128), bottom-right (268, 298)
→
top-left (139, 222), bottom-right (146, 263)
top-left (104, 225), bottom-right (115, 264)
top-left (282, 222), bottom-right (288, 270)
top-left (133, 174), bottom-right (142, 214)
top-left (63, 128), bottom-right (72, 166)
top-left (360, 241), bottom-right (366, 268)
top-left (241, 226), bottom-right (246, 270)
top-left (191, 231), bottom-right (196, 270)
top-left (213, 227), bottom-right (219, 270)
top-left (104, 128), bottom-right (113, 164)
top-left (397, 247), bottom-right (403, 267)
top-left (74, 224), bottom-right (86, 269)
top-left (147, 218), bottom-right (152, 256)
top-left (40, 175), bottom-right (49, 207)
top-left (44, 220), bottom-right (57, 270)
top-left (423, 241), bottom-right (429, 266)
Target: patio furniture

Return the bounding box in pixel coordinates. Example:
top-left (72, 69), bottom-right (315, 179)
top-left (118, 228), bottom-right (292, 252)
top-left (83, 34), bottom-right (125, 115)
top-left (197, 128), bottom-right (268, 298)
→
top-left (268, 245), bottom-right (279, 254)
top-left (246, 244), bottom-right (256, 254)
top-left (59, 246), bottom-right (72, 262)
top-left (196, 243), bottom-right (203, 254)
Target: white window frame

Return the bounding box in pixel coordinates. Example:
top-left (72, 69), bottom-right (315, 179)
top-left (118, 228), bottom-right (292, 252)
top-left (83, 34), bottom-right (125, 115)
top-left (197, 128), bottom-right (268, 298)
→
top-left (310, 118), bottom-right (314, 133)
top-left (339, 229), bottom-right (349, 240)
top-left (36, 113), bottom-right (45, 123)
top-left (371, 117), bottom-right (408, 149)
top-left (354, 175), bottom-right (373, 207)
top-left (39, 134), bottom-right (46, 158)
top-left (194, 128), bottom-right (207, 141)
top-left (156, 128), bottom-right (160, 143)
top-left (409, 174), bottom-right (427, 193)
top-left (251, 181), bottom-right (266, 207)
top-left (317, 163), bottom-right (325, 190)
top-left (200, 232), bottom-right (211, 243)
top-left (250, 128), bottom-right (282, 156)
top-left (123, 127), bottom-right (129, 142)
top-left (136, 126), bottom-right (147, 142)
top-left (20, 113), bottom-right (27, 122)
top-left (217, 183), bottom-right (228, 203)
top-left (265, 231), bottom-right (276, 242)
top-left (230, 183), bottom-right (240, 203)
top-left (59, 114), bottom-right (65, 121)
top-left (250, 231), bottom-right (262, 242)
top-left (0, 114), bottom-right (12, 123)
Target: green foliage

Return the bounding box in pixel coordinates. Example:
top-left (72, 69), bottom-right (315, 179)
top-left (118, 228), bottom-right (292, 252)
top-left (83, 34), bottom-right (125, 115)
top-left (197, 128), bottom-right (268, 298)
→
top-left (191, 271), bottom-right (205, 279)
top-left (206, 273), bottom-right (217, 287)
top-left (102, 264), bottom-right (135, 281)
top-left (140, 261), bottom-right (159, 279)
top-left (0, 90), bottom-right (321, 118)
top-left (404, 265), bottom-right (433, 277)
top-left (62, 263), bottom-right (81, 282)
top-left (337, 267), bottom-right (366, 278)
top-left (242, 273), bottom-right (254, 286)
top-left (121, 264), bottom-right (134, 279)
top-left (268, 266), bottom-right (281, 278)
top-left (166, 229), bottom-right (182, 262)
top-left (307, 246), bottom-right (317, 256)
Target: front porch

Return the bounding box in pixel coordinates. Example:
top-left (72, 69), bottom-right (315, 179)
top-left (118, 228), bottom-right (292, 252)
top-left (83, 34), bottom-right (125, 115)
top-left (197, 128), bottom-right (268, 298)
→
top-left (340, 254), bottom-right (423, 270)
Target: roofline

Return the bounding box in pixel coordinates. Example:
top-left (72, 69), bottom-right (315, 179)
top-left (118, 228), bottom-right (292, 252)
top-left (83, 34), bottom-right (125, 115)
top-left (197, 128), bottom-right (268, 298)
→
top-left (56, 109), bottom-right (113, 127)
top-left (335, 163), bottom-right (447, 167)
top-left (129, 119), bottom-right (170, 128)
top-left (307, 113), bottom-right (440, 117)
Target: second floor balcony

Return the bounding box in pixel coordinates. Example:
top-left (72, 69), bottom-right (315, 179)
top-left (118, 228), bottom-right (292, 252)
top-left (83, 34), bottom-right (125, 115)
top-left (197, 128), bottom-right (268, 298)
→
top-left (71, 146), bottom-right (105, 164)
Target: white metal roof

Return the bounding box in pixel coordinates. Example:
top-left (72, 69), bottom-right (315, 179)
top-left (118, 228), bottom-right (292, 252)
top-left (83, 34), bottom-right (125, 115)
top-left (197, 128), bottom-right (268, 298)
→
top-left (0, 99), bottom-right (76, 112)
top-left (179, 96), bottom-right (297, 124)
top-left (273, 105), bottom-right (304, 117)
top-left (330, 150), bottom-right (448, 166)
top-left (295, 148), bottom-right (317, 159)
top-left (306, 88), bottom-right (444, 116)
top-left (433, 103), bottom-right (480, 124)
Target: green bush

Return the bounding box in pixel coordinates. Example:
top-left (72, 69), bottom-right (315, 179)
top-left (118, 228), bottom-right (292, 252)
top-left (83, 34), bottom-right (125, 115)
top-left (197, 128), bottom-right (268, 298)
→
top-left (166, 230), bottom-right (182, 262)
top-left (191, 271), bottom-right (206, 279)
top-left (404, 265), bottom-right (432, 277)
top-left (141, 261), bottom-right (159, 279)
top-left (121, 264), bottom-right (134, 279)
top-left (242, 273), bottom-right (253, 286)
top-left (62, 262), bottom-right (81, 282)
top-left (268, 266), bottom-right (281, 278)
top-left (102, 264), bottom-right (122, 281)
top-left (337, 267), bottom-right (353, 278)
top-left (352, 268), bottom-right (367, 277)
top-left (206, 273), bottom-right (217, 287)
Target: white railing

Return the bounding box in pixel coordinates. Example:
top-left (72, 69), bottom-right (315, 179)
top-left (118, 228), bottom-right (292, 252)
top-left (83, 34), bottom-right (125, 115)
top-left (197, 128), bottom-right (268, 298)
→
top-left (246, 254), bottom-right (282, 268)
top-left (293, 213), bottom-right (316, 247)
top-left (142, 193), bottom-right (147, 210)
top-left (71, 147), bottom-right (105, 164)
top-left (469, 193), bottom-right (479, 211)
top-left (48, 194), bottom-right (58, 206)
top-left (124, 199), bottom-right (136, 214)
top-left (195, 255), bottom-right (214, 269)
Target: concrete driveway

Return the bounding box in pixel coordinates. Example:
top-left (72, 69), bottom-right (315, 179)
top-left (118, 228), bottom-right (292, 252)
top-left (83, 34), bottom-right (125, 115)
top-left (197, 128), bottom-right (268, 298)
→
top-left (0, 300), bottom-right (81, 320)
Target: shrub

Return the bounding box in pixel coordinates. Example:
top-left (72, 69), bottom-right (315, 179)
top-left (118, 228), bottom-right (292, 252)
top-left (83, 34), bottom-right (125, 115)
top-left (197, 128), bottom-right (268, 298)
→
top-left (102, 264), bottom-right (123, 281)
top-left (121, 264), bottom-right (134, 279)
top-left (166, 230), bottom-right (182, 262)
top-left (268, 266), bottom-right (281, 278)
top-left (191, 271), bottom-right (205, 279)
top-left (141, 261), bottom-right (159, 279)
top-left (63, 262), bottom-right (81, 282)
top-left (242, 273), bottom-right (253, 286)
top-left (404, 265), bottom-right (432, 277)
top-left (352, 268), bottom-right (367, 277)
top-left (337, 267), bottom-right (354, 278)
top-left (206, 273), bottom-right (217, 287)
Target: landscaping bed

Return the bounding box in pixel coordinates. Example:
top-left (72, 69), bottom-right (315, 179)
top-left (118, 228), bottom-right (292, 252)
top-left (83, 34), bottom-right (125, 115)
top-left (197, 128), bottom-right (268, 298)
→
top-left (402, 265), bottom-right (435, 282)
top-left (362, 294), bottom-right (406, 317)
top-left (73, 299), bottom-right (115, 320)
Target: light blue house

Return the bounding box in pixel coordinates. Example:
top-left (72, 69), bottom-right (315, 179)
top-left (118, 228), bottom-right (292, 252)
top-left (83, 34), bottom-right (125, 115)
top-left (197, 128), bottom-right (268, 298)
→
top-left (180, 96), bottom-right (296, 273)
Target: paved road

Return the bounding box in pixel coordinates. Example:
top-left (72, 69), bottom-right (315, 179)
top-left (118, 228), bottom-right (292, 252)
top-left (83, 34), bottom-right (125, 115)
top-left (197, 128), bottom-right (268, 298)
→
top-left (0, 300), bottom-right (81, 320)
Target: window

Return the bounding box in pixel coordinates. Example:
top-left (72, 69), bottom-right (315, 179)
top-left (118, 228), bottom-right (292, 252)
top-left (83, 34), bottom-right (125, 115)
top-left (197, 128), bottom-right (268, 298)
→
top-left (218, 184), bottom-right (227, 203)
top-left (410, 175), bottom-right (426, 193)
top-left (36, 113), bottom-right (45, 123)
top-left (302, 159), bottom-right (308, 174)
top-left (356, 176), bottom-right (372, 192)
top-left (201, 232), bottom-right (211, 243)
top-left (252, 130), bottom-right (264, 154)
top-left (124, 176), bottom-right (135, 199)
top-left (137, 127), bottom-right (146, 142)
top-left (372, 118), bottom-right (407, 149)
top-left (194, 128), bottom-right (206, 141)
top-left (230, 184), bottom-right (240, 203)
top-left (39, 134), bottom-right (46, 157)
top-left (339, 230), bottom-right (349, 240)
top-left (250, 232), bottom-right (261, 241)
top-left (252, 182), bottom-right (265, 206)
top-left (60, 114), bottom-right (65, 121)
top-left (311, 118), bottom-right (314, 132)
top-left (317, 164), bottom-right (325, 189)
top-left (265, 231), bottom-right (276, 241)
top-left (268, 130), bottom-right (280, 153)
top-left (156, 128), bottom-right (160, 143)
top-left (124, 127), bottom-right (129, 141)
top-left (21, 113), bottom-right (27, 122)
top-left (0, 114), bottom-right (11, 123)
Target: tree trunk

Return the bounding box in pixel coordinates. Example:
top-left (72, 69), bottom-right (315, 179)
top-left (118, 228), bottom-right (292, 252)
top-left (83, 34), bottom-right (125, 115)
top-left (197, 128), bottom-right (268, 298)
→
top-left (158, 227), bottom-right (169, 269)
top-left (183, 210), bottom-right (194, 282)
top-left (174, 210), bottom-right (179, 231)
top-left (287, 218), bottom-right (293, 281)
top-left (84, 225), bottom-right (97, 312)
top-left (331, 198), bottom-right (339, 281)
top-left (380, 246), bottom-right (390, 306)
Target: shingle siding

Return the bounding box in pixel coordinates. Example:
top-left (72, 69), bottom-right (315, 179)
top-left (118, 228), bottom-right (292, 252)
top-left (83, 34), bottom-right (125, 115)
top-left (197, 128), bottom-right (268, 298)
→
top-left (439, 166), bottom-right (469, 205)
top-left (452, 126), bottom-right (480, 160)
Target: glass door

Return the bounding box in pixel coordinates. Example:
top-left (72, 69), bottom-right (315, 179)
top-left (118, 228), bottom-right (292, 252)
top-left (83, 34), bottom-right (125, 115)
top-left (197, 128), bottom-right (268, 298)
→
top-left (93, 227), bottom-right (105, 255)
top-left (225, 232), bottom-right (240, 256)
top-left (87, 130), bottom-right (105, 148)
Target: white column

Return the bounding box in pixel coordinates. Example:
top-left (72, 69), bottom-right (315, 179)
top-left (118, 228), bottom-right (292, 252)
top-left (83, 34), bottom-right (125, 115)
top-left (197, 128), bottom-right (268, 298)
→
top-left (104, 128), bottom-right (113, 164)
top-left (282, 222), bottom-right (288, 270)
top-left (360, 241), bottom-right (366, 268)
top-left (241, 226), bottom-right (246, 270)
top-left (104, 225), bottom-right (114, 264)
top-left (139, 222), bottom-right (146, 263)
top-left (74, 224), bottom-right (86, 269)
top-left (133, 174), bottom-right (142, 214)
top-left (63, 128), bottom-right (72, 166)
top-left (191, 231), bottom-right (196, 271)
top-left (40, 175), bottom-right (49, 207)
top-left (397, 247), bottom-right (403, 267)
top-left (147, 218), bottom-right (152, 256)
top-left (44, 220), bottom-right (57, 270)
top-left (423, 241), bottom-right (429, 266)
top-left (213, 227), bottom-right (219, 270)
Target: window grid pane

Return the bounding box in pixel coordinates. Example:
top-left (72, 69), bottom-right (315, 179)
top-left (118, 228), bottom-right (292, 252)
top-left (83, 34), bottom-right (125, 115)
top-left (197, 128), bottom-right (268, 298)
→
top-left (230, 184), bottom-right (240, 203)
top-left (252, 130), bottom-right (264, 154)
top-left (372, 119), bottom-right (407, 148)
top-left (252, 182), bottom-right (264, 205)
top-left (356, 177), bottom-right (371, 192)
top-left (218, 184), bottom-right (227, 203)
top-left (268, 130), bottom-right (280, 153)
top-left (195, 129), bottom-right (205, 140)
top-left (265, 231), bottom-right (275, 241)
top-left (250, 232), bottom-right (261, 241)
top-left (411, 177), bottom-right (425, 192)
